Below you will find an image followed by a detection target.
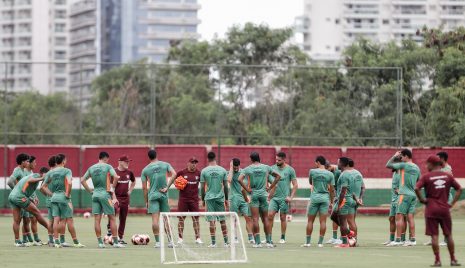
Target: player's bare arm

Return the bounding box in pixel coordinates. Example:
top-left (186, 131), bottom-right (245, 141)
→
top-left (40, 181), bottom-right (53, 197)
top-left (227, 161), bottom-right (234, 184)
top-left (128, 176), bottom-right (136, 195)
top-left (287, 179), bottom-right (298, 202)
top-left (223, 180), bottom-right (229, 210)
top-left (163, 167), bottom-right (177, 192)
top-left (337, 186), bottom-right (347, 210)
top-left (80, 176), bottom-right (93, 194)
top-left (238, 173), bottom-right (251, 193)
top-left (414, 187), bottom-right (427, 204)
top-left (267, 171), bottom-right (282, 191)
top-left (450, 186), bottom-right (462, 208)
top-left (141, 179), bottom-right (148, 208)
top-left (200, 182), bottom-right (206, 207)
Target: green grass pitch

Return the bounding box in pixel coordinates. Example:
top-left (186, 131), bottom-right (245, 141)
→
top-left (1, 215), bottom-right (463, 267)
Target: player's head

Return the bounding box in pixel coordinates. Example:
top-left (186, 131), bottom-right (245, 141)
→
top-left (39, 167), bottom-right (49, 176)
top-left (187, 156), bottom-right (198, 171)
top-left (315, 155), bottom-right (326, 167)
top-left (400, 149), bottom-right (412, 162)
top-left (426, 155), bottom-right (442, 172)
top-left (28, 155), bottom-right (37, 170)
top-left (16, 153), bottom-right (30, 167)
top-left (99, 151), bottom-right (110, 163)
top-left (48, 155), bottom-right (57, 168)
top-left (348, 158), bottom-right (354, 168)
top-left (276, 152), bottom-right (286, 167)
top-left (207, 151), bottom-right (216, 162)
top-left (436, 151), bottom-right (448, 165)
top-left (250, 152), bottom-right (260, 163)
top-left (148, 149), bottom-right (157, 160)
top-left (232, 158), bottom-right (240, 172)
top-left (118, 155), bottom-right (131, 169)
top-left (338, 157), bottom-right (350, 171)
top-left (55, 153), bottom-right (67, 166)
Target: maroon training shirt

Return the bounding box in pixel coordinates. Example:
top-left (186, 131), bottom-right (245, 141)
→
top-left (177, 168), bottom-right (200, 201)
top-left (416, 170), bottom-right (461, 218)
top-left (112, 169), bottom-right (136, 203)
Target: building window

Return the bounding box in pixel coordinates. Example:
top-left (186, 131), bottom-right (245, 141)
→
top-left (55, 0), bottom-right (66, 4)
top-left (335, 19), bottom-right (340, 24)
top-left (326, 18), bottom-right (331, 22)
top-left (55, 37), bottom-right (66, 46)
top-left (55, 23), bottom-right (66, 32)
top-left (383, 19), bottom-right (389, 25)
top-left (54, 51), bottom-right (66, 60)
top-left (55, 10), bottom-right (66, 19)
top-left (55, 63), bottom-right (66, 74)
top-left (55, 78), bottom-right (66, 87)
top-left (335, 46), bottom-right (340, 52)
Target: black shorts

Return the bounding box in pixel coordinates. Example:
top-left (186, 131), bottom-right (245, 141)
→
top-left (425, 217), bottom-right (452, 236)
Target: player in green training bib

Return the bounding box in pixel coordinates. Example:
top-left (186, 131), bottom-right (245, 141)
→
top-left (386, 149), bottom-right (420, 246)
top-left (200, 152), bottom-right (229, 247)
top-left (267, 152), bottom-right (297, 244)
top-left (228, 158), bottom-right (254, 244)
top-left (383, 155), bottom-right (402, 246)
top-left (334, 157), bottom-right (355, 248)
top-left (346, 159), bottom-right (365, 241)
top-left (302, 156), bottom-right (335, 248)
top-left (8, 167), bottom-right (50, 247)
top-left (40, 155), bottom-right (61, 246)
top-left (41, 154), bottom-right (85, 248)
top-left (238, 151), bottom-right (281, 248)
top-left (141, 149), bottom-right (176, 248)
top-left (325, 162), bottom-right (342, 244)
top-left (81, 151), bottom-right (124, 248)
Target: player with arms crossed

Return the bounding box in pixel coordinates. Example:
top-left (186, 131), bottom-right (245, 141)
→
top-left (141, 149), bottom-right (176, 248)
top-left (415, 155), bottom-right (462, 267)
top-left (267, 152), bottom-right (297, 244)
top-left (302, 156), bottom-right (334, 247)
top-left (200, 152), bottom-right (229, 247)
top-left (238, 152), bottom-right (281, 248)
top-left (41, 153), bottom-right (85, 248)
top-left (228, 158), bottom-right (254, 244)
top-left (175, 157), bottom-right (202, 245)
top-left (386, 149), bottom-right (420, 246)
top-left (81, 151), bottom-right (124, 248)
top-left (8, 167), bottom-right (49, 247)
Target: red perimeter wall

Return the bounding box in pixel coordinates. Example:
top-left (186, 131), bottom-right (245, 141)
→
top-left (2, 145), bottom-right (465, 178)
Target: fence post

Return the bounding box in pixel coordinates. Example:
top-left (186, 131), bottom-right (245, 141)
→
top-left (3, 62), bottom-right (8, 208)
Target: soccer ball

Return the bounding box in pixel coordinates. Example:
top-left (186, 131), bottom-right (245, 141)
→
top-left (286, 215), bottom-right (293, 222)
top-left (132, 234), bottom-right (150, 245)
top-left (140, 234), bottom-right (150, 245)
top-left (349, 237), bottom-right (357, 247)
top-left (83, 212), bottom-right (91, 219)
top-left (104, 235), bottom-right (114, 245)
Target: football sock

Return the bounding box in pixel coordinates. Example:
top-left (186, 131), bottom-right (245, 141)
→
top-left (223, 235), bottom-right (228, 244)
top-left (318, 236), bottom-right (324, 244)
top-left (342, 236), bottom-right (348, 245)
top-left (112, 236), bottom-right (118, 245)
top-left (389, 233), bottom-right (395, 241)
top-left (248, 234), bottom-right (253, 241)
top-left (254, 234), bottom-right (260, 245)
top-left (281, 234), bottom-right (285, 240)
top-left (73, 239), bottom-right (79, 244)
top-left (97, 237), bottom-right (103, 244)
top-left (33, 233), bottom-right (40, 242)
top-left (332, 230), bottom-right (338, 239)
top-left (306, 235), bottom-right (311, 244)
top-left (27, 233), bottom-right (33, 243)
top-left (60, 234), bottom-right (65, 243)
top-left (48, 234), bottom-right (54, 243)
top-left (154, 235), bottom-right (159, 243)
top-left (401, 233), bottom-right (406, 242)
top-left (211, 235), bottom-right (216, 245)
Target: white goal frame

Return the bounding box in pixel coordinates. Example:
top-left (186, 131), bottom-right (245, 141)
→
top-left (160, 212), bottom-right (248, 264)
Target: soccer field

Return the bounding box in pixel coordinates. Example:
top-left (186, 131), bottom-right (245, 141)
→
top-left (1, 215), bottom-right (463, 268)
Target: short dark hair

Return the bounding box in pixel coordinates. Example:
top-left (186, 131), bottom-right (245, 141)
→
top-left (148, 149), bottom-right (157, 160)
top-left (99, 151), bottom-right (110, 160)
top-left (232, 158), bottom-right (240, 167)
top-left (250, 152), bottom-right (260, 162)
top-left (437, 151), bottom-right (448, 161)
top-left (28, 155), bottom-right (36, 163)
top-left (339, 157), bottom-right (350, 167)
top-left (400, 149), bottom-right (412, 159)
top-left (276, 152), bottom-right (286, 159)
top-left (348, 158), bottom-right (354, 167)
top-left (48, 155), bottom-right (57, 168)
top-left (315, 156), bottom-right (326, 165)
top-left (207, 152), bottom-right (216, 161)
top-left (16, 153), bottom-right (30, 165)
top-left (55, 154), bottom-right (66, 165)
top-left (39, 167), bottom-right (49, 174)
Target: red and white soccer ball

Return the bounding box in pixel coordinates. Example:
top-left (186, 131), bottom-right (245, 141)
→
top-left (83, 212), bottom-right (91, 219)
top-left (104, 235), bottom-right (114, 245)
top-left (132, 234), bottom-right (150, 245)
top-left (348, 230), bottom-right (357, 247)
top-left (286, 215), bottom-right (293, 222)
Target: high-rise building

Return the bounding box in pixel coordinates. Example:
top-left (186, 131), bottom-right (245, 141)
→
top-left (295, 0), bottom-right (465, 63)
top-left (69, 0), bottom-right (201, 101)
top-left (0, 0), bottom-right (70, 94)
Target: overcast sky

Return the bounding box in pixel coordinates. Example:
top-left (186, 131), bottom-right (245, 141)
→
top-left (198, 0), bottom-right (304, 41)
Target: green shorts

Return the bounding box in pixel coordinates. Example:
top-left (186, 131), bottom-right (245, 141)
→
top-left (47, 206), bottom-right (53, 221)
top-left (205, 198), bottom-right (226, 221)
top-left (269, 198), bottom-right (289, 214)
top-left (396, 195), bottom-right (416, 215)
top-left (308, 200), bottom-right (330, 216)
top-left (9, 194), bottom-right (30, 210)
top-left (92, 194), bottom-right (115, 215)
top-left (389, 202), bottom-right (398, 217)
top-left (230, 196), bottom-right (251, 217)
top-left (148, 195), bottom-right (170, 214)
top-left (338, 198), bottom-right (356, 215)
top-left (51, 201), bottom-right (73, 219)
top-left (250, 194), bottom-right (268, 213)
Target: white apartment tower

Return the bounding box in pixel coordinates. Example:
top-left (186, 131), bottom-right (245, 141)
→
top-left (0, 0), bottom-right (70, 94)
top-left (296, 0), bottom-right (465, 62)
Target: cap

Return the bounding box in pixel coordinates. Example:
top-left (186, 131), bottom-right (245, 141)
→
top-left (118, 155), bottom-right (132, 162)
top-left (188, 157), bottom-right (198, 163)
top-left (426, 155), bottom-right (441, 165)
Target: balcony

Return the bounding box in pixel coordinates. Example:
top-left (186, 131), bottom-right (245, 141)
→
top-left (70, 48), bottom-right (96, 58)
top-left (70, 1), bottom-right (96, 17)
top-left (140, 2), bottom-right (201, 11)
top-left (139, 31), bottom-right (199, 40)
top-left (343, 24), bottom-right (379, 33)
top-left (70, 33), bottom-right (95, 45)
top-left (70, 17), bottom-right (96, 31)
top-left (138, 46), bottom-right (170, 54)
top-left (440, 0), bottom-right (465, 6)
top-left (139, 17), bottom-right (200, 25)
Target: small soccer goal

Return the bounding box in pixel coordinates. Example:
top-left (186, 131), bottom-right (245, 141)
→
top-left (160, 212), bottom-right (248, 264)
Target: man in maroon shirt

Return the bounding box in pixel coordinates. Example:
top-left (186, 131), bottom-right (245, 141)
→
top-left (415, 155), bottom-right (462, 267)
top-left (176, 157), bottom-right (202, 244)
top-left (107, 155), bottom-right (136, 244)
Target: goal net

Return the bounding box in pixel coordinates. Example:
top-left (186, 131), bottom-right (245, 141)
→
top-left (160, 212), bottom-right (248, 264)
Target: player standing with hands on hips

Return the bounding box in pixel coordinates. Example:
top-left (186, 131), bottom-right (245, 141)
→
top-left (415, 155), bottom-right (462, 267)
